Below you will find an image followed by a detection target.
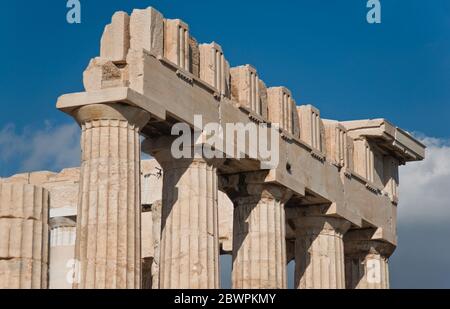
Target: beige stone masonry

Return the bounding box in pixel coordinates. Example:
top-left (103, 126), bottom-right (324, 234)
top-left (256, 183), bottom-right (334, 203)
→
top-left (353, 139), bottom-right (375, 183)
top-left (164, 19), bottom-right (190, 72)
top-left (323, 120), bottom-right (353, 170)
top-left (383, 156), bottom-right (400, 203)
top-left (129, 7), bottom-right (164, 56)
top-left (230, 65), bottom-right (267, 117)
top-left (199, 42), bottom-right (230, 97)
top-left (100, 12), bottom-right (130, 63)
top-left (298, 105), bottom-right (325, 153)
top-left (267, 87), bottom-right (300, 137)
top-left (124, 7), bottom-right (165, 94)
top-left (83, 58), bottom-right (128, 92)
top-left (0, 183), bottom-right (49, 289)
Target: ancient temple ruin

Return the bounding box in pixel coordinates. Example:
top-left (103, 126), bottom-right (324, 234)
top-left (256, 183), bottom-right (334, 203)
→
top-left (0, 6), bottom-right (425, 289)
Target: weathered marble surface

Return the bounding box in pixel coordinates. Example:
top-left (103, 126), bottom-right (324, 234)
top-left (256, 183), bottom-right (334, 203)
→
top-left (0, 5), bottom-right (426, 290)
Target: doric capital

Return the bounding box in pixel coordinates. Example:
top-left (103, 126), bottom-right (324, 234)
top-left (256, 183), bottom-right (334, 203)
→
top-left (72, 103), bottom-right (150, 129)
top-left (291, 205), bottom-right (352, 236)
top-left (294, 215), bottom-right (352, 237)
top-left (221, 171), bottom-right (292, 204)
top-left (142, 136), bottom-right (225, 170)
top-left (344, 229), bottom-right (396, 258)
top-left (49, 217), bottom-right (77, 230)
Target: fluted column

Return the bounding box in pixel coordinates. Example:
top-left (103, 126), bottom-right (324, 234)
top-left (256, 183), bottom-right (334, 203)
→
top-left (0, 183), bottom-right (49, 289)
top-left (49, 217), bottom-right (77, 289)
top-left (223, 172), bottom-right (292, 289)
top-left (294, 212), bottom-right (351, 289)
top-left (148, 144), bottom-right (221, 289)
top-left (344, 229), bottom-right (395, 289)
top-left (233, 188), bottom-right (291, 289)
top-left (72, 103), bottom-right (150, 289)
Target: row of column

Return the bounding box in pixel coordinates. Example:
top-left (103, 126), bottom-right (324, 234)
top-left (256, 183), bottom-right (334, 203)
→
top-left (50, 102), bottom-right (393, 289)
top-left (0, 101), bottom-right (395, 289)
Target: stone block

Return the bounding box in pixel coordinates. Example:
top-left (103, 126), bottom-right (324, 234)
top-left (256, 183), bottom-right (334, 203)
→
top-left (165, 19), bottom-right (190, 71)
top-left (130, 7), bottom-right (164, 56)
top-left (353, 139), bottom-right (374, 182)
top-left (0, 183), bottom-right (49, 223)
top-left (231, 65), bottom-right (266, 116)
top-left (83, 57), bottom-right (128, 92)
top-left (0, 219), bottom-right (47, 261)
top-left (100, 11), bottom-right (130, 62)
top-left (323, 120), bottom-right (353, 169)
top-left (268, 87), bottom-right (299, 137)
top-left (297, 104), bottom-right (324, 151)
top-left (199, 42), bottom-right (230, 97)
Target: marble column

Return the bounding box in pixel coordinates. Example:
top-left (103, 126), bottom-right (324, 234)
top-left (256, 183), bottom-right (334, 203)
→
top-left (0, 183), bottom-right (49, 289)
top-left (221, 172), bottom-right (292, 289)
top-left (294, 212), bottom-right (351, 289)
top-left (149, 146), bottom-right (221, 289)
top-left (344, 229), bottom-right (395, 289)
top-left (49, 217), bottom-right (77, 289)
top-left (226, 173), bottom-right (292, 289)
top-left (72, 103), bottom-right (150, 289)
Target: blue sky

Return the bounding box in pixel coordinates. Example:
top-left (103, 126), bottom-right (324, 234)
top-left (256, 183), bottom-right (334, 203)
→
top-left (1, 0), bottom-right (450, 288)
top-left (2, 0), bottom-right (449, 139)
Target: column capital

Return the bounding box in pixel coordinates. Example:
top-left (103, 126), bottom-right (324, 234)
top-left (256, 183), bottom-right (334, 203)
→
top-left (49, 217), bottom-right (77, 230)
top-left (290, 204), bottom-right (352, 236)
top-left (143, 136), bottom-right (226, 170)
top-left (221, 172), bottom-right (293, 204)
top-left (72, 103), bottom-right (150, 129)
top-left (344, 229), bottom-right (396, 258)
top-left (295, 215), bottom-right (351, 237)
top-left (292, 205), bottom-right (352, 236)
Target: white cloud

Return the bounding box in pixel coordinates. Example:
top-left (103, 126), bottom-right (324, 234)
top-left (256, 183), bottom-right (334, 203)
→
top-left (0, 124), bottom-right (28, 161)
top-left (0, 122), bottom-right (80, 174)
top-left (398, 136), bottom-right (450, 223)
